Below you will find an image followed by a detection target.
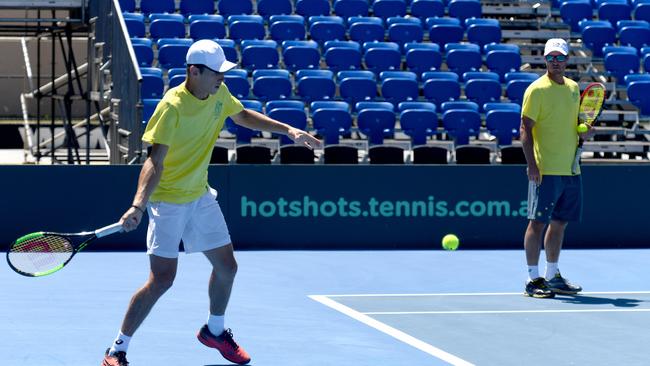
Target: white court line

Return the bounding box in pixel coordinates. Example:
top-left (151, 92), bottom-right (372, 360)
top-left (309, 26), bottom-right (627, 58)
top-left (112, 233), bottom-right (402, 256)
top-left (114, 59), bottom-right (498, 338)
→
top-left (324, 291), bottom-right (650, 297)
top-left (364, 308), bottom-right (650, 315)
top-left (309, 295), bottom-right (475, 366)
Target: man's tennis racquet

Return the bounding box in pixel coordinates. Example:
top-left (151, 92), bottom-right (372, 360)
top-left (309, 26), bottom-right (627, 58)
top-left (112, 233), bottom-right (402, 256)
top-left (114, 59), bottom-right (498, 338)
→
top-left (6, 222), bottom-right (123, 277)
top-left (571, 82), bottom-right (606, 174)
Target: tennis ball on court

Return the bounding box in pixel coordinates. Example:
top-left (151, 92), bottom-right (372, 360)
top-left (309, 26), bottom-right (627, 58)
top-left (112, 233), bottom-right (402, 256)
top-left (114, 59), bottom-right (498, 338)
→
top-left (441, 234), bottom-right (459, 251)
top-left (577, 123), bottom-right (588, 133)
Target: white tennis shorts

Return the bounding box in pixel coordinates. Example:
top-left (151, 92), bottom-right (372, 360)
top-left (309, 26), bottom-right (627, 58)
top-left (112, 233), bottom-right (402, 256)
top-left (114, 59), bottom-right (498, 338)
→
top-left (145, 187), bottom-right (232, 258)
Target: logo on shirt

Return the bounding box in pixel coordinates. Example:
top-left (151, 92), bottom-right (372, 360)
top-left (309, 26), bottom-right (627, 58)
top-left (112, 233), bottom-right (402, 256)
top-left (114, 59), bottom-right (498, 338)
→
top-left (215, 101), bottom-right (223, 117)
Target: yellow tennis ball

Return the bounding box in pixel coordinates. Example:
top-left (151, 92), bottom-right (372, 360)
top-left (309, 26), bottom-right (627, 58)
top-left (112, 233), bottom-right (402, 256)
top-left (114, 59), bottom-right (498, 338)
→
top-left (442, 234), bottom-right (459, 251)
top-left (577, 123), bottom-right (588, 133)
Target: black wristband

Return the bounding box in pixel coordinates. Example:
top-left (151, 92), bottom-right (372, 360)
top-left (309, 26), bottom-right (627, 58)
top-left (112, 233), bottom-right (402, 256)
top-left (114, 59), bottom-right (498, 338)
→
top-left (132, 205), bottom-right (145, 214)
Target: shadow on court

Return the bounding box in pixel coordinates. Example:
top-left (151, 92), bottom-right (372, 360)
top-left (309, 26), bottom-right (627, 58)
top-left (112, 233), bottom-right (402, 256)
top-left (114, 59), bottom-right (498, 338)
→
top-left (554, 295), bottom-right (645, 307)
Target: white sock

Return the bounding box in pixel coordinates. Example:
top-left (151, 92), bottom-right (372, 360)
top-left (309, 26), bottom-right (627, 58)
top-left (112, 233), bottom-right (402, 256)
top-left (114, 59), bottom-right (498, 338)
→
top-left (527, 265), bottom-right (539, 281)
top-left (207, 314), bottom-right (225, 336)
top-left (545, 262), bottom-right (559, 280)
top-left (109, 331), bottom-right (131, 355)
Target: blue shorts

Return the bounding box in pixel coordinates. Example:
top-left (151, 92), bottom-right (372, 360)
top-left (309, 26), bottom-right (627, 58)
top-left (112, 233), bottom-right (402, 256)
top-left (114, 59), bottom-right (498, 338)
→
top-left (527, 175), bottom-right (583, 223)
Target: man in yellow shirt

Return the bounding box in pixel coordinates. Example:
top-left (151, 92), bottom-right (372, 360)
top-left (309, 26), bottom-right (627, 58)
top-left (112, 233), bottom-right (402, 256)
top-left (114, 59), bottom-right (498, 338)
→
top-left (520, 38), bottom-right (594, 299)
top-left (102, 40), bottom-right (321, 366)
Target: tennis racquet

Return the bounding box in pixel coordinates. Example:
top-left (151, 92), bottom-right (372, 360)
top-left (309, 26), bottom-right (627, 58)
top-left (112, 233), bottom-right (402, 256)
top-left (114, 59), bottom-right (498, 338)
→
top-left (6, 222), bottom-right (123, 277)
top-left (571, 82), bottom-right (606, 174)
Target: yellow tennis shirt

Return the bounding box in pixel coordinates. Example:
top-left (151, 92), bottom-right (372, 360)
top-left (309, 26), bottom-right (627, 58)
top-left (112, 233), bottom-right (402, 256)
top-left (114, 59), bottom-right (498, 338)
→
top-left (142, 82), bottom-right (243, 203)
top-left (521, 74), bottom-right (580, 175)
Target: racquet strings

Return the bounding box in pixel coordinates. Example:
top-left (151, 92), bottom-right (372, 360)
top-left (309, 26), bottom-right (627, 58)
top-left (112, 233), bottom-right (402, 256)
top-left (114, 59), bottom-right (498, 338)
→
top-left (8, 234), bottom-right (74, 275)
top-left (579, 86), bottom-right (605, 125)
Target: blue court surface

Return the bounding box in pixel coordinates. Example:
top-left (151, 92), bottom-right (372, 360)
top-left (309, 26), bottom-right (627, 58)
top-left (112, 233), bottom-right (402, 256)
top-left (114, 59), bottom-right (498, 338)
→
top-left (2, 249), bottom-right (649, 365)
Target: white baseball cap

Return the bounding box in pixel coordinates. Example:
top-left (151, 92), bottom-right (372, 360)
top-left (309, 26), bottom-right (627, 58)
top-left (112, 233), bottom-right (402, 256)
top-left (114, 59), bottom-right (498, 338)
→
top-left (544, 38), bottom-right (569, 56)
top-left (186, 39), bottom-right (237, 73)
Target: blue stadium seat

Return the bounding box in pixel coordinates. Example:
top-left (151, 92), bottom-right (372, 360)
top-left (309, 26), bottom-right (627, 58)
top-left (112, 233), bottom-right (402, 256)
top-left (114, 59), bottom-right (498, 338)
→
top-left (311, 101), bottom-right (353, 144)
top-left (423, 71), bottom-right (460, 81)
top-left (627, 80), bottom-right (650, 115)
top-left (268, 106), bottom-right (308, 144)
top-left (309, 16), bottom-right (346, 43)
top-left (441, 100), bottom-right (479, 112)
top-left (296, 0), bottom-right (331, 17)
top-left (149, 19), bottom-right (185, 40)
top-left (580, 21), bottom-right (616, 57)
top-left (296, 69), bottom-right (337, 102)
top-left (506, 79), bottom-right (534, 105)
top-left (466, 18), bottom-right (501, 48)
top-left (616, 20), bottom-right (650, 32)
top-left (225, 100), bottom-right (263, 144)
top-left (180, 0), bottom-right (214, 16)
top-left (463, 71), bottom-right (499, 81)
top-left (410, 0), bottom-right (445, 21)
top-left (122, 12), bottom-right (144, 21)
top-left (215, 39), bottom-right (239, 64)
top-left (157, 44), bottom-right (189, 69)
top-left (228, 15), bottom-right (266, 41)
top-left (603, 47), bottom-right (640, 84)
top-left (189, 18), bottom-right (226, 40)
top-left (142, 98), bottom-right (161, 124)
top-left (131, 39), bottom-right (153, 67)
top-left (356, 101), bottom-right (395, 111)
top-left (635, 3), bottom-right (650, 22)
top-left (448, 0), bottom-right (482, 23)
top-left (484, 102), bottom-right (521, 113)
top-left (442, 109), bottom-right (481, 145)
top-left (398, 101), bottom-right (436, 112)
top-left (380, 71), bottom-right (419, 107)
top-left (400, 109), bottom-right (438, 145)
top-left (140, 0), bottom-right (175, 15)
top-left (483, 42), bottom-right (520, 54)
top-left (423, 79), bottom-right (461, 107)
top-left (258, 0), bottom-right (293, 18)
top-left (428, 20), bottom-right (464, 47)
top-left (388, 19), bottom-right (424, 45)
top-left (148, 13), bottom-right (184, 22)
top-left (118, 0), bottom-right (135, 12)
top-left (373, 0), bottom-right (407, 19)
top-left (405, 43), bottom-right (442, 75)
top-left (324, 40), bottom-right (363, 72)
top-left (486, 50), bottom-right (522, 81)
top-left (333, 0), bottom-right (370, 18)
top-left (445, 49), bottom-right (482, 80)
top-left (266, 100), bottom-right (305, 112)
top-left (270, 15), bottom-right (306, 41)
top-left (338, 70), bottom-right (378, 107)
top-left (504, 71), bottom-right (539, 82)
top-left (348, 17), bottom-right (385, 43)
top-left (252, 69), bottom-right (292, 100)
top-left (619, 25), bottom-right (650, 49)
top-left (140, 67), bottom-right (164, 99)
top-left (282, 40), bottom-right (320, 71)
top-left (168, 74), bottom-right (185, 88)
top-left (224, 69), bottom-right (250, 99)
top-left (218, 0), bottom-right (253, 16)
top-left (168, 68), bottom-right (185, 79)
top-left (157, 38), bottom-right (193, 48)
top-left (464, 79), bottom-right (502, 111)
top-left (363, 41), bottom-right (402, 74)
top-left (124, 18), bottom-right (145, 38)
top-left (624, 73), bottom-right (650, 85)
top-left (241, 40), bottom-right (279, 70)
top-left (486, 109), bottom-right (520, 145)
top-left (598, 2), bottom-right (632, 27)
top-left (444, 42), bottom-right (481, 52)
top-left (356, 103), bottom-right (397, 145)
top-left (560, 0), bottom-right (592, 32)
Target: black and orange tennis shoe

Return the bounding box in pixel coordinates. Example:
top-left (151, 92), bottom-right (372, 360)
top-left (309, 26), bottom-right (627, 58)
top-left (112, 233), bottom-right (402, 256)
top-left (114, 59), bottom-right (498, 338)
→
top-left (197, 325), bottom-right (251, 365)
top-left (102, 348), bottom-right (129, 366)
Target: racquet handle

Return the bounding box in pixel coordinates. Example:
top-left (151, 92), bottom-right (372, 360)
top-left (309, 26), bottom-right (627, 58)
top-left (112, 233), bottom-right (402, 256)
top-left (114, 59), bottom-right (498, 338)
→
top-left (95, 222), bottom-right (124, 238)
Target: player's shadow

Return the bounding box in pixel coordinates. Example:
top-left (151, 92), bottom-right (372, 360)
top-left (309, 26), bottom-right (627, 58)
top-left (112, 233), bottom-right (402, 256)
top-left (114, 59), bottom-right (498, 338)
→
top-left (554, 294), bottom-right (644, 307)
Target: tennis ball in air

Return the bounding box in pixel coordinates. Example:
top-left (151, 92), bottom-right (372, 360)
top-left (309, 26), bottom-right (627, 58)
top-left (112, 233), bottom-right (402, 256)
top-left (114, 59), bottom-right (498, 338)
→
top-left (577, 123), bottom-right (588, 133)
top-left (441, 234), bottom-right (459, 251)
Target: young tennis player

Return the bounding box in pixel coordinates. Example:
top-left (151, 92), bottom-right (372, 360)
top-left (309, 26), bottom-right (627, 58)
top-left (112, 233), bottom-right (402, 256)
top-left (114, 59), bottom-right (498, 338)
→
top-left (520, 38), bottom-right (596, 298)
top-left (102, 40), bottom-right (321, 366)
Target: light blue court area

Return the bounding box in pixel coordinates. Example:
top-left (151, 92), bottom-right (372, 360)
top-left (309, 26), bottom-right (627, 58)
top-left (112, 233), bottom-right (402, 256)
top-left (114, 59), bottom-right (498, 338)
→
top-left (1, 249), bottom-right (649, 365)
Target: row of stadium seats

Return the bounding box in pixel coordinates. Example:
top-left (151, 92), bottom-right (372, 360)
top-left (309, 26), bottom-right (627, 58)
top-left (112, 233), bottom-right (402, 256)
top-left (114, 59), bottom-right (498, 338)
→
top-left (140, 67), bottom-right (535, 107)
top-left (560, 0), bottom-right (650, 32)
top-left (119, 0), bottom-right (482, 20)
top-left (143, 98), bottom-right (522, 147)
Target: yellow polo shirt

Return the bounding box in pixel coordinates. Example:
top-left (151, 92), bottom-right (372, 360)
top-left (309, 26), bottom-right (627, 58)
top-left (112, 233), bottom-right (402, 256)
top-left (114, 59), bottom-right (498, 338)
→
top-left (521, 74), bottom-right (581, 175)
top-left (142, 82), bottom-right (243, 203)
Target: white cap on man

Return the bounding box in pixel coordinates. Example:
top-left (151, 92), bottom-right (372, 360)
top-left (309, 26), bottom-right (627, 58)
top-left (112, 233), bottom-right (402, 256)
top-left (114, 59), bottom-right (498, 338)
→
top-left (544, 38), bottom-right (569, 56)
top-left (186, 40), bottom-right (237, 73)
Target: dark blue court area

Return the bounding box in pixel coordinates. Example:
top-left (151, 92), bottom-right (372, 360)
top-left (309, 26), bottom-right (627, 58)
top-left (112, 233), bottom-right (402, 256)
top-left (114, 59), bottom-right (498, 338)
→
top-left (2, 249), bottom-right (649, 365)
